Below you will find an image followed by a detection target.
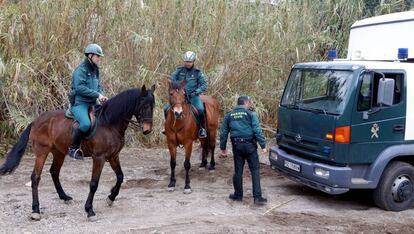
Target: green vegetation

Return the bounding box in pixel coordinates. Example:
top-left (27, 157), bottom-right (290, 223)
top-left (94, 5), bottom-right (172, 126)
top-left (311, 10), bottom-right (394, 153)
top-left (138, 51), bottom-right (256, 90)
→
top-left (0, 0), bottom-right (412, 154)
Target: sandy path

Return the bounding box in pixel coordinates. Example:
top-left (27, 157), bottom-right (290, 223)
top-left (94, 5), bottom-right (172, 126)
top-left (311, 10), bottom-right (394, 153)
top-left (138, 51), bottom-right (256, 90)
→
top-left (0, 146), bottom-right (413, 234)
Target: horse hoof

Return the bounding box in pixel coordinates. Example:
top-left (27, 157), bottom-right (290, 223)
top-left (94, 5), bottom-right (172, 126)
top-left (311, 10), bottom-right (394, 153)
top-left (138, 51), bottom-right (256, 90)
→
top-left (30, 213), bottom-right (41, 221)
top-left (183, 188), bottom-right (192, 194)
top-left (167, 187), bottom-right (175, 192)
top-left (106, 197), bottom-right (114, 207)
top-left (64, 199), bottom-right (73, 205)
top-left (198, 167), bottom-right (205, 171)
top-left (209, 169), bottom-right (215, 173)
top-left (88, 215), bottom-right (98, 222)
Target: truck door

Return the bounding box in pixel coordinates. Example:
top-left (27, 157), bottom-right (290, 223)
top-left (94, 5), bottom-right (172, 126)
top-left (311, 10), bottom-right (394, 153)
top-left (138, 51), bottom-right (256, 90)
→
top-left (350, 70), bottom-right (406, 164)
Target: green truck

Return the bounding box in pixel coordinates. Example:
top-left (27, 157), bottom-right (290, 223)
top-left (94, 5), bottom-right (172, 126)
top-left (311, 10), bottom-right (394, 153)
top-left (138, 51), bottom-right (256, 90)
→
top-left (269, 11), bottom-right (414, 211)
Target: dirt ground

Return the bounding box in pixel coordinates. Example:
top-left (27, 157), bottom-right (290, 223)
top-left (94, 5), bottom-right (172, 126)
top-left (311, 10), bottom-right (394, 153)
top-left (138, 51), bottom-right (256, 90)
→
top-left (1, 143), bottom-right (414, 234)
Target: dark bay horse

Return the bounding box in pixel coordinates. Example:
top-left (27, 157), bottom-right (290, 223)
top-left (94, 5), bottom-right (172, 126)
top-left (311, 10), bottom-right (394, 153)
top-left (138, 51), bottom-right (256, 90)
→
top-left (0, 85), bottom-right (155, 221)
top-left (165, 80), bottom-right (219, 194)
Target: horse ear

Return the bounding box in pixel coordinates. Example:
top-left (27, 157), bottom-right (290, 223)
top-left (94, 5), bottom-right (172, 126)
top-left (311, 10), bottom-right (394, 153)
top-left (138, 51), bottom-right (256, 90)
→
top-left (166, 79), bottom-right (172, 89)
top-left (141, 85), bottom-right (147, 96)
top-left (151, 84), bottom-right (156, 92)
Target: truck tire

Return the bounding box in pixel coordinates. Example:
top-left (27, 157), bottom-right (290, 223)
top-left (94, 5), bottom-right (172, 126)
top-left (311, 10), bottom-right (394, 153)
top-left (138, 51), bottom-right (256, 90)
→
top-left (373, 161), bottom-right (414, 211)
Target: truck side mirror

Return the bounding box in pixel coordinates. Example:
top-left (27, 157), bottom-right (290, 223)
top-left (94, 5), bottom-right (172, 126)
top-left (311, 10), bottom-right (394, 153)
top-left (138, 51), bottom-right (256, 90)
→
top-left (377, 78), bottom-right (394, 106)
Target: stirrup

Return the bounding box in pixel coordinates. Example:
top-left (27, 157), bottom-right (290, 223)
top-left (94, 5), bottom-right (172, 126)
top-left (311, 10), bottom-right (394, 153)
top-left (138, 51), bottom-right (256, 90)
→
top-left (69, 148), bottom-right (84, 160)
top-left (74, 148), bottom-right (84, 157)
top-left (198, 128), bottom-right (207, 138)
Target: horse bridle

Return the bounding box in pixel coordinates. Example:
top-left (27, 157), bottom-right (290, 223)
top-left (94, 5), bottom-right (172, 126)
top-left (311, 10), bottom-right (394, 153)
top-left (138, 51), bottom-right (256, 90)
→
top-left (128, 101), bottom-right (153, 131)
top-left (168, 89), bottom-right (190, 121)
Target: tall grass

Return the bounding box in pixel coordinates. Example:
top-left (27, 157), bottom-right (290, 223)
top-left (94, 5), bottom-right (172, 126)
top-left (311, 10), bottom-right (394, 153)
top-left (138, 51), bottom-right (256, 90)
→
top-left (0, 0), bottom-right (413, 152)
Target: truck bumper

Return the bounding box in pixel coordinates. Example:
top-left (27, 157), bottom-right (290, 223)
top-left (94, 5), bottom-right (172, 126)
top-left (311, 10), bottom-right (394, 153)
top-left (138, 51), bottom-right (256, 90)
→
top-left (269, 146), bottom-right (352, 195)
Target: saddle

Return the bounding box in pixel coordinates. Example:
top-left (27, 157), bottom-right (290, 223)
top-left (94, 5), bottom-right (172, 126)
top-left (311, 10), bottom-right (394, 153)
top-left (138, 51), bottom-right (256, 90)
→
top-left (64, 106), bottom-right (99, 140)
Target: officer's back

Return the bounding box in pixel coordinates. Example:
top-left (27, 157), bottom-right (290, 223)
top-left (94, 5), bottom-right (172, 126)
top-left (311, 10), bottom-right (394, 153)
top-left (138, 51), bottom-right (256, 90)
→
top-left (219, 95), bottom-right (267, 205)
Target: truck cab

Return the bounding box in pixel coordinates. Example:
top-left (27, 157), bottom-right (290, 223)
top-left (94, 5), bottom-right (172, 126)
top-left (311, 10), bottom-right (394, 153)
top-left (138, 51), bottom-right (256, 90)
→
top-left (269, 11), bottom-right (414, 211)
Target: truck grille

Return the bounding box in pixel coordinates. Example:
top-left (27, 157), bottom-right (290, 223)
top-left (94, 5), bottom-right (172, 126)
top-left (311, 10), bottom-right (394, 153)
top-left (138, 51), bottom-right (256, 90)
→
top-left (284, 134), bottom-right (318, 152)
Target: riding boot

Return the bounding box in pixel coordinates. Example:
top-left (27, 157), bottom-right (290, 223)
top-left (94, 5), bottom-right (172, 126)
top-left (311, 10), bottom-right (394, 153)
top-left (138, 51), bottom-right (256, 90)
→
top-left (198, 112), bottom-right (207, 139)
top-left (68, 128), bottom-right (85, 160)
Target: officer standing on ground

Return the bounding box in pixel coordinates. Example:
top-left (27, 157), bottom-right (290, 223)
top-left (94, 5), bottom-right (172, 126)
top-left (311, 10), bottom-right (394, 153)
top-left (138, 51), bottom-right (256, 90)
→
top-left (219, 95), bottom-right (268, 205)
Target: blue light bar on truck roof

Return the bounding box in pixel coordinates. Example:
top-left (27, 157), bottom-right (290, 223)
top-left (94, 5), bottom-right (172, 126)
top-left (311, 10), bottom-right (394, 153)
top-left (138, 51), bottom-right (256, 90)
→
top-left (398, 48), bottom-right (408, 60)
top-left (328, 49), bottom-right (337, 61)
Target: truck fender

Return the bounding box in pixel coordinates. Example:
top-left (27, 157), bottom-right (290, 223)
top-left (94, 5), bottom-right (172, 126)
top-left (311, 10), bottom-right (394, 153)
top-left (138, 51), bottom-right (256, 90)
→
top-left (366, 144), bottom-right (414, 187)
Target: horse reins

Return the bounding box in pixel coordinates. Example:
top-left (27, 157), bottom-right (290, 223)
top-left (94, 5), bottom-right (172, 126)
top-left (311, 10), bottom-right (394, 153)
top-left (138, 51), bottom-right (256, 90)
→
top-left (126, 101), bottom-right (153, 132)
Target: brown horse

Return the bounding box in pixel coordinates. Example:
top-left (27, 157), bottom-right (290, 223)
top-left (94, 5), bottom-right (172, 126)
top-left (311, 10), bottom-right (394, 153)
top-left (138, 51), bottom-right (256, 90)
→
top-left (165, 80), bottom-right (219, 194)
top-left (0, 85), bottom-right (155, 221)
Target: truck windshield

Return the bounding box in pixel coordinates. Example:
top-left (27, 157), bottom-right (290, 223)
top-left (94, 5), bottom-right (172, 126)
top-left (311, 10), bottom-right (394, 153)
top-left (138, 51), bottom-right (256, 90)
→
top-left (281, 69), bottom-right (353, 115)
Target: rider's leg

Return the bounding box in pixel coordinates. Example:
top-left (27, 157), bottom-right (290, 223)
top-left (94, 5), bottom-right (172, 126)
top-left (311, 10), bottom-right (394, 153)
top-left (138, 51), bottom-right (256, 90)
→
top-left (68, 104), bottom-right (90, 160)
top-left (161, 103), bottom-right (171, 135)
top-left (191, 96), bottom-right (207, 138)
top-left (163, 103), bottom-right (170, 119)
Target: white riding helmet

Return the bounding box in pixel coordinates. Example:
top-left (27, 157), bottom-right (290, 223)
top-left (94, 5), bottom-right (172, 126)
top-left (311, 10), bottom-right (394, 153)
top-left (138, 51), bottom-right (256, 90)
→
top-left (182, 51), bottom-right (197, 62)
top-left (84, 43), bottom-right (104, 57)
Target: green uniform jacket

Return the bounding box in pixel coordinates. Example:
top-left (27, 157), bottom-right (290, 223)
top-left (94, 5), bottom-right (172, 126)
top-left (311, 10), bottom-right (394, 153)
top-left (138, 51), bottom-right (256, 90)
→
top-left (220, 106), bottom-right (266, 150)
top-left (71, 59), bottom-right (102, 105)
top-left (171, 66), bottom-right (207, 94)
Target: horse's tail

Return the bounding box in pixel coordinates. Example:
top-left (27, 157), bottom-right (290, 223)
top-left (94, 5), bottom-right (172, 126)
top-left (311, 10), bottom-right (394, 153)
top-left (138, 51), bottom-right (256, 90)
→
top-left (0, 123), bottom-right (33, 175)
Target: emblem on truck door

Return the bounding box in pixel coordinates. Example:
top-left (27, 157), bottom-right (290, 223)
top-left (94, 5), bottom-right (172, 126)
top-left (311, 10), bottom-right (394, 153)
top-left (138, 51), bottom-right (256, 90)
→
top-left (371, 123), bottom-right (379, 139)
top-left (295, 134), bottom-right (302, 143)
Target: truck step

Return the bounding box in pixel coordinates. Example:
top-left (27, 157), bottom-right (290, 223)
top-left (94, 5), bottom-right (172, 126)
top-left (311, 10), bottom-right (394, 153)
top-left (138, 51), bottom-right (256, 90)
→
top-left (351, 178), bottom-right (369, 185)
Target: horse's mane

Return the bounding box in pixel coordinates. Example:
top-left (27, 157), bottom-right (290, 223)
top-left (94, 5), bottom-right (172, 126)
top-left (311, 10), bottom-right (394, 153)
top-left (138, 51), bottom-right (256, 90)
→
top-left (99, 88), bottom-right (141, 126)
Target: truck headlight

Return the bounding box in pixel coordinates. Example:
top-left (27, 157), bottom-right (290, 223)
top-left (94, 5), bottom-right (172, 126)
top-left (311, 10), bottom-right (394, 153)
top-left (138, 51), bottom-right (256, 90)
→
top-left (270, 151), bottom-right (278, 161)
top-left (314, 168), bottom-right (330, 179)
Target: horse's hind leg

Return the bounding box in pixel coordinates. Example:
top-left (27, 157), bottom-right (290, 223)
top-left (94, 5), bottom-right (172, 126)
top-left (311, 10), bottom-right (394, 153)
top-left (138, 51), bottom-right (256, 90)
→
top-left (85, 157), bottom-right (105, 221)
top-left (209, 144), bottom-right (216, 172)
top-left (199, 139), bottom-right (208, 170)
top-left (106, 155), bottom-right (124, 206)
top-left (208, 129), bottom-right (217, 171)
top-left (50, 150), bottom-right (72, 202)
top-left (30, 143), bottom-right (49, 221)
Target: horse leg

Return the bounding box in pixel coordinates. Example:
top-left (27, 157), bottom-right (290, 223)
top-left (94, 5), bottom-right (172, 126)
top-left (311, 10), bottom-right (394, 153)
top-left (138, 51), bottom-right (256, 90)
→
top-left (183, 143), bottom-right (193, 194)
top-left (85, 157), bottom-right (105, 221)
top-left (167, 144), bottom-right (177, 191)
top-left (209, 131), bottom-right (217, 171)
top-left (199, 139), bottom-right (208, 170)
top-left (50, 151), bottom-right (72, 202)
top-left (30, 144), bottom-right (49, 221)
top-left (106, 155), bottom-right (124, 206)
top-left (209, 144), bottom-right (216, 172)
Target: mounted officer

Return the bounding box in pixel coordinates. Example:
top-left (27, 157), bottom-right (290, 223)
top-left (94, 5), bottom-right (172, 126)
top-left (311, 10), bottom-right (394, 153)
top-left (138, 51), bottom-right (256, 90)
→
top-left (163, 51), bottom-right (208, 138)
top-left (219, 95), bottom-right (268, 205)
top-left (68, 43), bottom-right (108, 160)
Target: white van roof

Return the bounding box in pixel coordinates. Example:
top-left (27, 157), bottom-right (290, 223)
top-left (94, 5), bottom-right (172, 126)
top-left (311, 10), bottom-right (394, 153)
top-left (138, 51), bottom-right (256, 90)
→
top-left (351, 11), bottom-right (414, 28)
top-left (295, 60), bottom-right (414, 71)
top-left (347, 11), bottom-right (414, 61)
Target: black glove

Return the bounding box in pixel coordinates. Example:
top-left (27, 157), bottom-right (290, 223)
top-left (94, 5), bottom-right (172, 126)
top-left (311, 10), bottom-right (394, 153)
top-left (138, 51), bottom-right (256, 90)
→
top-left (68, 91), bottom-right (75, 106)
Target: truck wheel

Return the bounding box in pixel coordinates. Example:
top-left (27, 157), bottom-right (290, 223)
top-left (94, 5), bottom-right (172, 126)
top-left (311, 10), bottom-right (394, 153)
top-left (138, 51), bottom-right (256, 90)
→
top-left (373, 161), bottom-right (414, 211)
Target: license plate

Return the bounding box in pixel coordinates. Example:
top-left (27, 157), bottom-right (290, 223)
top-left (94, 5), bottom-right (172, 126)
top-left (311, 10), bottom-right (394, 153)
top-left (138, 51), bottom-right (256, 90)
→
top-left (284, 160), bottom-right (301, 172)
